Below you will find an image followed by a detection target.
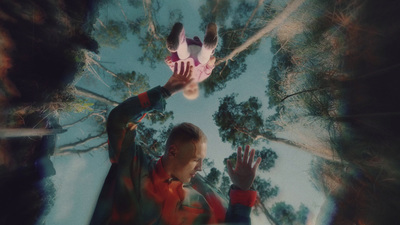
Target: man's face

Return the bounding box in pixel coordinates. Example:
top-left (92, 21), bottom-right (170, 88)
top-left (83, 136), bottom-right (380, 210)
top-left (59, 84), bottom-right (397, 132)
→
top-left (171, 141), bottom-right (207, 183)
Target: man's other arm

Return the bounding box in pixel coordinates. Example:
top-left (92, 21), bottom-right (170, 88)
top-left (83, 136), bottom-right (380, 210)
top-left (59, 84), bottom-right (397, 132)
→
top-left (106, 61), bottom-right (193, 162)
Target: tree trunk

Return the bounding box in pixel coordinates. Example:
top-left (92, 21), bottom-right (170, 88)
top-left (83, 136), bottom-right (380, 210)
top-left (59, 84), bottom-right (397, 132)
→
top-left (255, 134), bottom-right (341, 162)
top-left (73, 86), bottom-right (119, 106)
top-left (0, 128), bottom-right (66, 138)
top-left (257, 200), bottom-right (279, 225)
top-left (216, 0), bottom-right (306, 66)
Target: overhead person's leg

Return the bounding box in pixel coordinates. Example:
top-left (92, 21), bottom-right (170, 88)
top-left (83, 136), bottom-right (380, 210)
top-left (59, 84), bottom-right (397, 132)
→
top-left (167, 22), bottom-right (190, 60)
top-left (198, 23), bottom-right (218, 64)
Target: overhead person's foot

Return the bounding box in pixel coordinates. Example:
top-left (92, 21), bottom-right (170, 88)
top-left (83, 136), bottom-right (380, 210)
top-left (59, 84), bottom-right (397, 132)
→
top-left (167, 22), bottom-right (185, 52)
top-left (203, 23), bottom-right (218, 50)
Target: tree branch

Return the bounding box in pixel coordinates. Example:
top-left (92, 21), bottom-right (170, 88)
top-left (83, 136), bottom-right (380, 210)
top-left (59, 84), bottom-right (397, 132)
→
top-left (56, 141), bottom-right (108, 156)
top-left (62, 111), bottom-right (106, 129)
top-left (55, 131), bottom-right (107, 153)
top-left (73, 86), bottom-right (119, 106)
top-left (256, 199), bottom-right (279, 225)
top-left (86, 53), bottom-right (141, 87)
top-left (280, 86), bottom-right (327, 103)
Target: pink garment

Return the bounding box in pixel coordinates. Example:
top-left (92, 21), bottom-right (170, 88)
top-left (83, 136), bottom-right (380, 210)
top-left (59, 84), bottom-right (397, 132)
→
top-left (165, 37), bottom-right (215, 83)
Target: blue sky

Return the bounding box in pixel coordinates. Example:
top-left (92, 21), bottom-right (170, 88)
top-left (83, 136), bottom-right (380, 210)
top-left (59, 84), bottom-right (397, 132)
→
top-left (46, 1), bottom-right (325, 224)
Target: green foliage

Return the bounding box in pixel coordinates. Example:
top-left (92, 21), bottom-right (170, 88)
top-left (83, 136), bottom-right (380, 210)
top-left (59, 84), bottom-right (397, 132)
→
top-left (198, 0), bottom-right (231, 30)
top-left (255, 147), bottom-right (278, 172)
top-left (296, 204), bottom-right (310, 224)
top-left (265, 109), bottom-right (283, 132)
top-left (110, 71), bottom-right (150, 101)
top-left (97, 0), bottom-right (114, 7)
top-left (93, 20), bottom-right (128, 48)
top-left (128, 16), bottom-right (145, 35)
top-left (138, 32), bottom-right (169, 69)
top-left (271, 202), bottom-right (297, 225)
top-left (223, 152), bottom-right (237, 173)
top-left (253, 176), bottom-right (279, 202)
top-left (271, 202), bottom-right (310, 225)
top-left (218, 173), bottom-right (231, 197)
top-left (200, 0), bottom-right (275, 97)
top-left (202, 158), bottom-right (215, 169)
top-left (134, 5), bottom-right (183, 68)
top-left (205, 167), bottom-right (221, 187)
top-left (146, 111), bottom-right (174, 125)
top-left (127, 0), bottom-right (142, 8)
top-left (95, 1), bottom-right (183, 68)
top-left (136, 123), bottom-right (174, 155)
top-left (213, 93), bottom-right (275, 148)
top-left (265, 37), bottom-right (295, 108)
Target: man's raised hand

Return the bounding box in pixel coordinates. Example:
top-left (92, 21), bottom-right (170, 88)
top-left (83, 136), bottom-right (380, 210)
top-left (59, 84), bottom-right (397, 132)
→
top-left (227, 145), bottom-right (262, 191)
top-left (163, 61), bottom-right (193, 95)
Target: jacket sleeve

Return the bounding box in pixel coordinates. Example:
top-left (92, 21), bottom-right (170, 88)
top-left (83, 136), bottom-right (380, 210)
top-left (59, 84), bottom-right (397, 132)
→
top-left (225, 186), bottom-right (258, 225)
top-left (106, 86), bottom-right (170, 163)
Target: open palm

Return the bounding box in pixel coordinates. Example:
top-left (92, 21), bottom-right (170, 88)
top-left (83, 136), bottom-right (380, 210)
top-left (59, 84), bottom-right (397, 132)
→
top-left (163, 61), bottom-right (193, 95)
top-left (227, 145), bottom-right (262, 191)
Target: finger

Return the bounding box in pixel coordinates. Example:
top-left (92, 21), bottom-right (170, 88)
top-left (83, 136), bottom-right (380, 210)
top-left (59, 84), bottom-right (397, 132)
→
top-left (243, 145), bottom-right (250, 164)
top-left (252, 157), bottom-right (262, 172)
top-left (174, 62), bottom-right (178, 74)
top-left (236, 146), bottom-right (242, 164)
top-left (227, 160), bottom-right (234, 176)
top-left (184, 61), bottom-right (191, 77)
top-left (187, 65), bottom-right (193, 80)
top-left (180, 61), bottom-right (185, 75)
top-left (248, 148), bottom-right (255, 166)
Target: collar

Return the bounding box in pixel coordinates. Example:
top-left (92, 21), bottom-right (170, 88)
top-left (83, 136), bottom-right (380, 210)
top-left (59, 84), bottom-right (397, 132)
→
top-left (155, 156), bottom-right (178, 184)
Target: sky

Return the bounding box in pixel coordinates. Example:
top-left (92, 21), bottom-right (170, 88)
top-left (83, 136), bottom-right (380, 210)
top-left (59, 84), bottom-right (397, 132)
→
top-left (45, 0), bottom-right (325, 224)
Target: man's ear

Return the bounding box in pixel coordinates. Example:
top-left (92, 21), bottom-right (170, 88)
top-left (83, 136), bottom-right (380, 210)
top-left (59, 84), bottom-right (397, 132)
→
top-left (168, 144), bottom-right (178, 157)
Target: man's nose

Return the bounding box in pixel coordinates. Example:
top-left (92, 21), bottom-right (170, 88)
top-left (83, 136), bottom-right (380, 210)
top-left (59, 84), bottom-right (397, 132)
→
top-left (196, 160), bottom-right (203, 171)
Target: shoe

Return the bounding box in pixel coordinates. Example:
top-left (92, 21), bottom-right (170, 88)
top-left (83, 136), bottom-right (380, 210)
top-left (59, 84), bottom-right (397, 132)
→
top-left (167, 22), bottom-right (184, 52)
top-left (203, 23), bottom-right (218, 50)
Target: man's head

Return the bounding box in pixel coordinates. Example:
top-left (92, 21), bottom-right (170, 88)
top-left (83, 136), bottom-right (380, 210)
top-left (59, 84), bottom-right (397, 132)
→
top-left (183, 82), bottom-right (199, 100)
top-left (164, 123), bottom-right (207, 183)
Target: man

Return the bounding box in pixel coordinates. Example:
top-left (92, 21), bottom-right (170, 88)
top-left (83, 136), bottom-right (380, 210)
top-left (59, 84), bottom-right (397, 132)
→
top-left (90, 61), bottom-right (262, 225)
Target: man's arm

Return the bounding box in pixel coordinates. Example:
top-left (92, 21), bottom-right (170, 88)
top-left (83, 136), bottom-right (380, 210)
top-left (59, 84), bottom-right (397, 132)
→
top-left (106, 61), bottom-right (193, 162)
top-left (225, 145), bottom-right (262, 224)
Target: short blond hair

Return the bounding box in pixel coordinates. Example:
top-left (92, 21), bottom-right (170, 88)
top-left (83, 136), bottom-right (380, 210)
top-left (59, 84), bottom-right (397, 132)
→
top-left (165, 122), bottom-right (207, 153)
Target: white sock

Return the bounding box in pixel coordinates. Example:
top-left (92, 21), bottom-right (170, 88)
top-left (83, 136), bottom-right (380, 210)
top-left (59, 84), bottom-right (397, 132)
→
top-left (197, 46), bottom-right (213, 64)
top-left (177, 41), bottom-right (190, 60)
